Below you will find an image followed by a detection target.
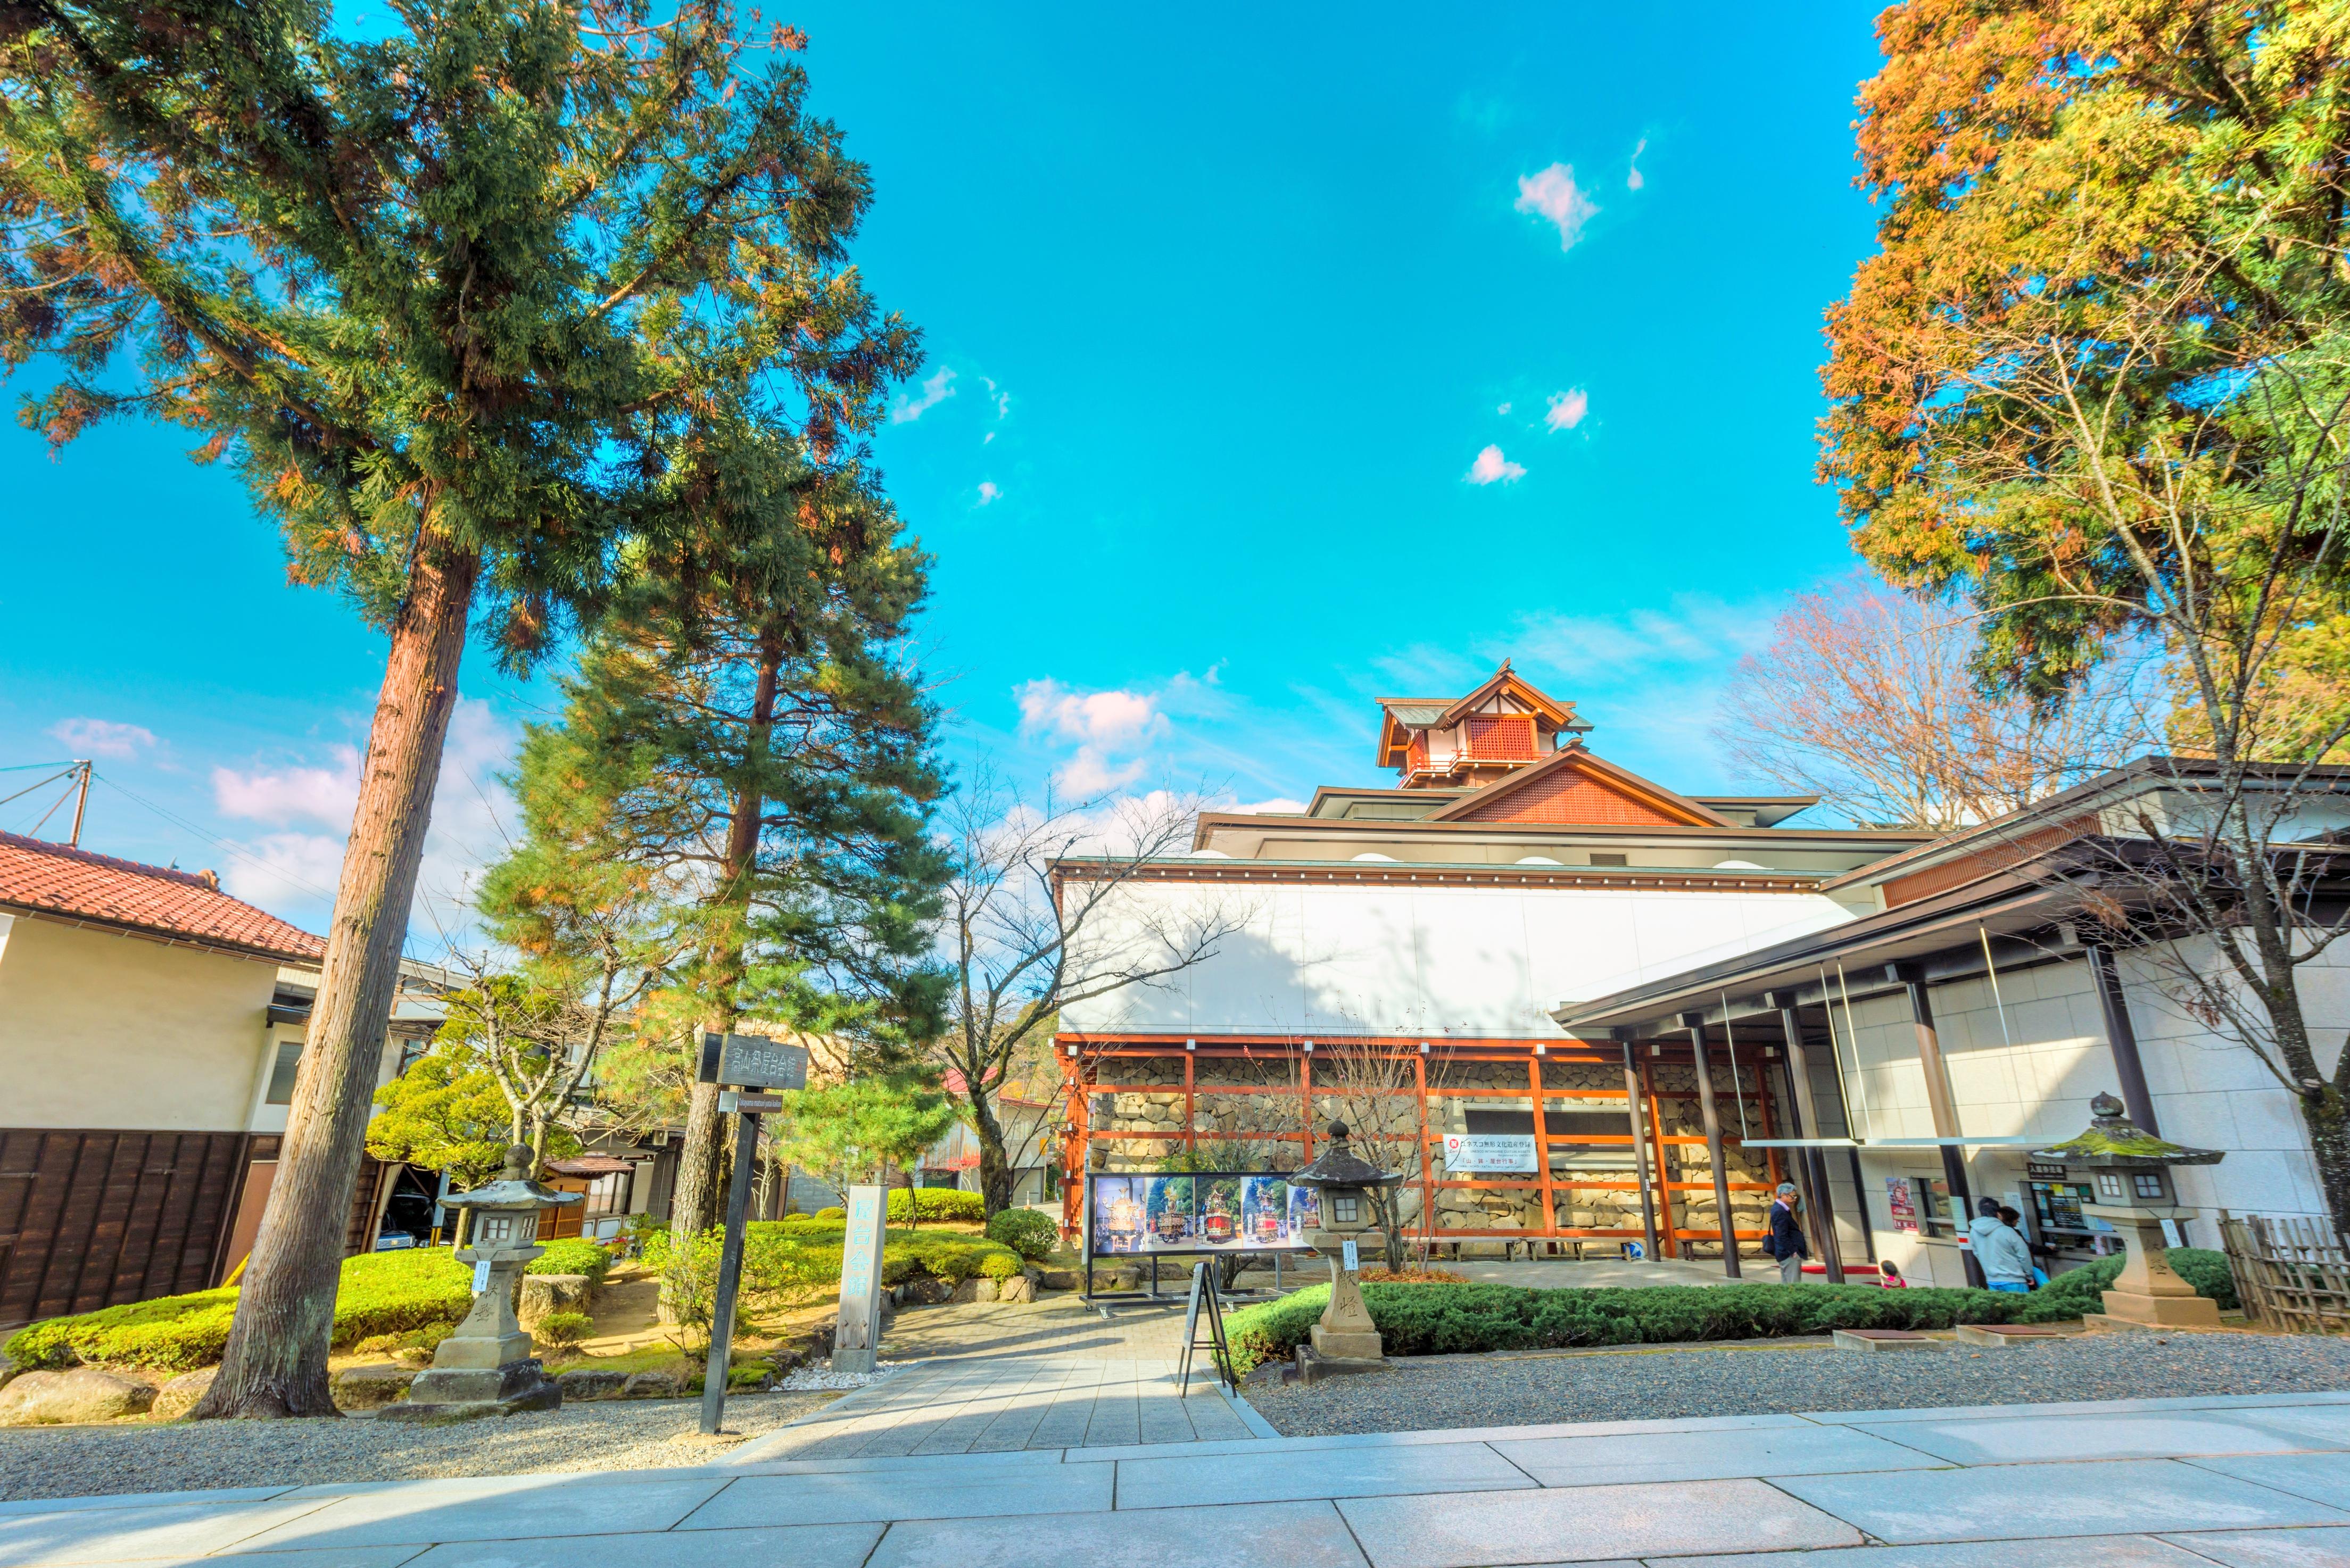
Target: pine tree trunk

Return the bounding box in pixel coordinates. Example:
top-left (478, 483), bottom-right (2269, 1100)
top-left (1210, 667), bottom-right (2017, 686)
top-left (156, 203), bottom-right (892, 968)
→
top-left (195, 538), bottom-right (478, 1420)
top-left (666, 639), bottom-right (781, 1246)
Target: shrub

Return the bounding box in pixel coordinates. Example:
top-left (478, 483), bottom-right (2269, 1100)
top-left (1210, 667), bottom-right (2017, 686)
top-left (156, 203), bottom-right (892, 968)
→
top-left (986, 1208), bottom-right (1060, 1260)
top-left (643, 1222), bottom-right (1027, 1302)
top-left (888, 1188), bottom-right (984, 1223)
top-left (526, 1240), bottom-right (613, 1283)
top-left (4, 1249), bottom-right (475, 1372)
top-left (980, 1251), bottom-right (1025, 1281)
top-left (535, 1311), bottom-right (592, 1353)
top-left (811, 1206), bottom-right (847, 1222)
top-left (1216, 1265), bottom-right (2233, 1376)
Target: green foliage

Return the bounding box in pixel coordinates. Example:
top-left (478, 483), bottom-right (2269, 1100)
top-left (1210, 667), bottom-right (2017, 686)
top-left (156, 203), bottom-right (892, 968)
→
top-left (771, 1075), bottom-right (955, 1190)
top-left (2013, 1248), bottom-right (2240, 1319)
top-left (535, 1312), bottom-right (593, 1353)
top-left (5, 1251), bottom-right (475, 1373)
top-left (1218, 1263), bottom-right (2235, 1376)
top-left (525, 1240), bottom-right (614, 1283)
top-left (979, 1251), bottom-right (1025, 1282)
top-left (811, 1207), bottom-right (847, 1222)
top-left (986, 1208), bottom-right (1060, 1260)
top-left (890, 1188), bottom-right (984, 1223)
top-left (365, 1042), bottom-right (531, 1193)
top-left (641, 1219), bottom-right (1023, 1306)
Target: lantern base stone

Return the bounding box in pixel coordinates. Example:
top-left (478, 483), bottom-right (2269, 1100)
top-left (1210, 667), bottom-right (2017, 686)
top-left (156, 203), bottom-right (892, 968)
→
top-left (380, 1358), bottom-right (561, 1422)
top-left (2090, 1293), bottom-right (2224, 1329)
top-left (1294, 1343), bottom-right (1388, 1384)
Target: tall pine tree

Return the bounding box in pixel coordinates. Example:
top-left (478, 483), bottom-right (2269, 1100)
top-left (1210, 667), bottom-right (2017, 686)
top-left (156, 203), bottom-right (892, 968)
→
top-left (1, 0), bottom-right (915, 1414)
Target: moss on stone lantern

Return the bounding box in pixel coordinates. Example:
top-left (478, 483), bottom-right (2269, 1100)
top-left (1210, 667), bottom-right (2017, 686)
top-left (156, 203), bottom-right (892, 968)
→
top-left (2031, 1092), bottom-right (2224, 1329)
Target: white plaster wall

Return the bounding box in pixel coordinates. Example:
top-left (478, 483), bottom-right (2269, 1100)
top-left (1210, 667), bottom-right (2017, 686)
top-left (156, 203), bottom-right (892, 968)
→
top-left (1060, 880), bottom-right (1859, 1038)
top-left (0, 916), bottom-right (278, 1131)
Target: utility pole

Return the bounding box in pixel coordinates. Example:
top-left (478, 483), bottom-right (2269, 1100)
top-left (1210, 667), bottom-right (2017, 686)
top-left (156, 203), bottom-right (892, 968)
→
top-left (68, 761), bottom-right (92, 848)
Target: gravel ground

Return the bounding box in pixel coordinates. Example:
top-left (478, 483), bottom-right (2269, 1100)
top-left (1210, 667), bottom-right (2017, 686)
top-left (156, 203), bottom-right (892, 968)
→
top-left (0, 1391), bottom-right (840, 1501)
top-left (1246, 1330), bottom-right (2350, 1437)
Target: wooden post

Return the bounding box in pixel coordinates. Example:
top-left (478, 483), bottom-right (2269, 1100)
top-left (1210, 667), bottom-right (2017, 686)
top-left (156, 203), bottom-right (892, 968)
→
top-left (1891, 965), bottom-right (1984, 1288)
top-left (2087, 942), bottom-right (2161, 1136)
top-left (1528, 1053), bottom-right (1558, 1243)
top-left (1184, 1049), bottom-right (1197, 1166)
top-left (1681, 1011), bottom-right (1742, 1278)
top-left (1414, 1052), bottom-right (1435, 1261)
top-left (1642, 1058), bottom-right (1677, 1257)
top-left (1617, 1035), bottom-right (1659, 1262)
top-left (1300, 1049), bottom-right (1314, 1161)
top-left (1767, 989), bottom-right (1844, 1284)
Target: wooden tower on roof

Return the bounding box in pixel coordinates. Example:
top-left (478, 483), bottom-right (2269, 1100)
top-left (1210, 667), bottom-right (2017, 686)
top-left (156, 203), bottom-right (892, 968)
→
top-left (1375, 661), bottom-right (1591, 791)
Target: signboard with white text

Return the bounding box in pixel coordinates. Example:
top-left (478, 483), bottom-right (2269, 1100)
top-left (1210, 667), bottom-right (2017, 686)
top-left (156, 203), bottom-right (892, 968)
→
top-left (1443, 1133), bottom-right (1538, 1174)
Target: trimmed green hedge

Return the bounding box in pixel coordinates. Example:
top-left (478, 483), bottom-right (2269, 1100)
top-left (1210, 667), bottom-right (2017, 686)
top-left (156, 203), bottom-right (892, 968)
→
top-left (639, 1221), bottom-right (1025, 1302)
top-left (4, 1249), bottom-right (476, 1373)
top-left (1219, 1251), bottom-right (2240, 1376)
top-left (524, 1239), bottom-right (614, 1282)
top-left (986, 1209), bottom-right (1060, 1261)
top-left (889, 1188), bottom-right (985, 1223)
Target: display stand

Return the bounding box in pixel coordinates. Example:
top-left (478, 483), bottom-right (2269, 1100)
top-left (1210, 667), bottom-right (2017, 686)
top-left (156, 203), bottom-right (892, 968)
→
top-left (1176, 1261), bottom-right (1232, 1393)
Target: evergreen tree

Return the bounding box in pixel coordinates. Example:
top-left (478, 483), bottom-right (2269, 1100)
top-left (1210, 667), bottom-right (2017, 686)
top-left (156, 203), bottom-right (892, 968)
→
top-left (1, 0), bottom-right (915, 1415)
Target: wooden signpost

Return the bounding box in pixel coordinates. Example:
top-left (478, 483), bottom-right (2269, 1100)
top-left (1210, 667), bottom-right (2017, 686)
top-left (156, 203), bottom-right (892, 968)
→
top-left (696, 1033), bottom-right (809, 1437)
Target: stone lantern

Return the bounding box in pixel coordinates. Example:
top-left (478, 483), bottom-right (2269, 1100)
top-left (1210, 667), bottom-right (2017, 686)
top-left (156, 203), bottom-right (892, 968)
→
top-left (382, 1145), bottom-right (582, 1422)
top-left (1288, 1122), bottom-right (1404, 1375)
top-left (2031, 1092), bottom-right (2225, 1329)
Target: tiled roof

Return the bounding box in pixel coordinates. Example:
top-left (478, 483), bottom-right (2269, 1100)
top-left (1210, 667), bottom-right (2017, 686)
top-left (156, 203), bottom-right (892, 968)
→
top-left (0, 831), bottom-right (326, 963)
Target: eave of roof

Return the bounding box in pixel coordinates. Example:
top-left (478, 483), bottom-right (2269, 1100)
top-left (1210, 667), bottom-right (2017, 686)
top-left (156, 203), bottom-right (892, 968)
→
top-left (0, 831), bottom-right (325, 965)
top-left (1191, 808), bottom-right (1932, 851)
top-left (1420, 744), bottom-right (1733, 828)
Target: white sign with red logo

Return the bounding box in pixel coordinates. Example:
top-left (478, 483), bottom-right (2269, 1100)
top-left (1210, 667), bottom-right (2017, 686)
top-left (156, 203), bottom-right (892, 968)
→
top-left (1443, 1133), bottom-right (1537, 1173)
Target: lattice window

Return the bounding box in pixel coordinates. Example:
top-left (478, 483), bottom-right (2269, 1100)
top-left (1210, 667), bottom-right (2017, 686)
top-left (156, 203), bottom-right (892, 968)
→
top-left (1466, 714), bottom-right (1536, 760)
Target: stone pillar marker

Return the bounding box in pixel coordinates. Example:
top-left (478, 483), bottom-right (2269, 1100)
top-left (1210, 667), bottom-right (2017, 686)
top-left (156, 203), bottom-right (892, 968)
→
top-left (2032, 1092), bottom-right (2225, 1329)
top-left (382, 1145), bottom-right (580, 1423)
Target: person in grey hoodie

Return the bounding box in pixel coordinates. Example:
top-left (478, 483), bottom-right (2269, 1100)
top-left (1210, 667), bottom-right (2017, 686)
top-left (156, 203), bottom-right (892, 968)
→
top-left (1968, 1197), bottom-right (2034, 1291)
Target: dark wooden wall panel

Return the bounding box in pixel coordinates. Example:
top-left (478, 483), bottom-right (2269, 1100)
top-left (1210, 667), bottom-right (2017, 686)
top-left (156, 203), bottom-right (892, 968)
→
top-left (0, 1129), bottom-right (256, 1331)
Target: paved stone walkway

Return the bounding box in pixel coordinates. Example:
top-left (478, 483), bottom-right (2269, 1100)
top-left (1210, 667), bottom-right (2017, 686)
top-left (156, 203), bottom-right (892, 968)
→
top-left (9, 1388), bottom-right (2350, 1565)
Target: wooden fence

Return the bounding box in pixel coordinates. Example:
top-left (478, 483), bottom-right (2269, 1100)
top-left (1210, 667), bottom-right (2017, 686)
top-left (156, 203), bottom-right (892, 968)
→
top-left (2218, 1210), bottom-right (2350, 1334)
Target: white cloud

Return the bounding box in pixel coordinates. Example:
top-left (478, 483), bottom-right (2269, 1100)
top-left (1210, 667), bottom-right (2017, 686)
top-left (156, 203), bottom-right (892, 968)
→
top-left (1545, 388), bottom-right (1589, 431)
top-left (1626, 138), bottom-right (1648, 192)
top-left (49, 718), bottom-right (156, 760)
top-left (213, 749), bottom-right (360, 829)
top-left (1515, 163), bottom-right (1600, 251)
top-left (1226, 796), bottom-right (1308, 816)
top-left (1017, 681), bottom-right (1166, 750)
top-left (1466, 444), bottom-right (1526, 485)
top-left (1496, 402), bottom-right (1512, 415)
top-left (977, 481), bottom-right (1002, 505)
top-left (890, 367), bottom-right (957, 424)
top-left (1055, 749), bottom-right (1149, 797)
top-left (218, 832), bottom-right (345, 910)
top-left (983, 377), bottom-right (1011, 419)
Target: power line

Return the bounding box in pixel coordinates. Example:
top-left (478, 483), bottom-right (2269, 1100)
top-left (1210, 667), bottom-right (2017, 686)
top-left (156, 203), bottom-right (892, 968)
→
top-left (92, 772), bottom-right (340, 901)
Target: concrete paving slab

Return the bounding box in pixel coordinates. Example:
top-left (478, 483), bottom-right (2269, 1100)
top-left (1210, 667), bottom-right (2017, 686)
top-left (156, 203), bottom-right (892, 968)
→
top-left (1800, 1391), bottom-right (2350, 1426)
top-left (1491, 1424), bottom-right (1943, 1488)
top-left (1661, 1539), bottom-right (2216, 1567)
top-left (678, 1461), bottom-right (1111, 1528)
top-left (0, 1486), bottom-right (299, 1518)
top-left (2155, 1525), bottom-right (2350, 1566)
top-left (1773, 1458), bottom-right (2350, 1545)
top-left (231, 1475), bottom-right (728, 1552)
top-left (727, 1449), bottom-right (1083, 1476)
top-left (2245, 1405), bottom-right (2350, 1450)
top-left (403, 1521), bottom-right (886, 1568)
top-left (1847, 1411), bottom-right (2336, 1466)
top-left (1115, 1441), bottom-right (1532, 1510)
top-left (2190, 1453), bottom-right (2350, 1509)
top-left (865, 1498), bottom-right (1369, 1568)
top-left (1335, 1478), bottom-right (1861, 1567)
top-left (1062, 1412), bottom-right (1806, 1463)
top-left (0, 1499), bottom-right (335, 1566)
top-left (118, 1552), bottom-right (426, 1568)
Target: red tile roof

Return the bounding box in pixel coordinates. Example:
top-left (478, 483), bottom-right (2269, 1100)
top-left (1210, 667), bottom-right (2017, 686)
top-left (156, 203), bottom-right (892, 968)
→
top-left (0, 831), bottom-right (326, 963)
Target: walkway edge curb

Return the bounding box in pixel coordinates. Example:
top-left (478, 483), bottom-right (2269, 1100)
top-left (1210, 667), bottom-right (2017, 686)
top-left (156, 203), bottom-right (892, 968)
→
top-left (1219, 1382), bottom-right (1282, 1440)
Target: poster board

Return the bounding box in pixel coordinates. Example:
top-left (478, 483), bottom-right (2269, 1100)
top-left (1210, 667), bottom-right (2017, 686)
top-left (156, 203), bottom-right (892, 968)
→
top-left (1885, 1176), bottom-right (1918, 1234)
top-left (1442, 1133), bottom-right (1538, 1174)
top-left (1087, 1172), bottom-right (1309, 1255)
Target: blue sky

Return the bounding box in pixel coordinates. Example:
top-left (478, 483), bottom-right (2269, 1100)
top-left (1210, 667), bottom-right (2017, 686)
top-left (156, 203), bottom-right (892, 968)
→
top-left (0, 4), bottom-right (1886, 947)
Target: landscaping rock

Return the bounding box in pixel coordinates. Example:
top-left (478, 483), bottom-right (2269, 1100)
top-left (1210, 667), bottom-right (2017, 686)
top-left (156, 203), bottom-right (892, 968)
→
top-left (0, 1368), bottom-right (156, 1426)
top-left (332, 1365), bottom-right (416, 1412)
top-left (517, 1274), bottom-right (593, 1328)
top-left (621, 1370), bottom-right (683, 1399)
top-left (1037, 1268), bottom-right (1081, 1292)
top-left (150, 1368), bottom-right (215, 1421)
top-left (557, 1368), bottom-right (628, 1401)
top-left (998, 1275), bottom-right (1036, 1304)
top-left (1092, 1266), bottom-right (1139, 1292)
top-left (973, 1279), bottom-right (1000, 1302)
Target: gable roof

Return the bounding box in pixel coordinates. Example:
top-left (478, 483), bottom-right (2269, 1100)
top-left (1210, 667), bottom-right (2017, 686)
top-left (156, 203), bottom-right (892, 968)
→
top-left (1422, 745), bottom-right (1733, 828)
top-left (0, 831), bottom-right (325, 964)
top-left (1375, 662), bottom-right (1590, 769)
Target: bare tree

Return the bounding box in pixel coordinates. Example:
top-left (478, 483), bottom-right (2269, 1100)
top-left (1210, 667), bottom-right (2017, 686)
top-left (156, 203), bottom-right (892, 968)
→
top-left (1717, 579), bottom-right (2135, 829)
top-left (936, 776), bottom-right (1254, 1217)
top-left (1310, 1038), bottom-right (1437, 1274)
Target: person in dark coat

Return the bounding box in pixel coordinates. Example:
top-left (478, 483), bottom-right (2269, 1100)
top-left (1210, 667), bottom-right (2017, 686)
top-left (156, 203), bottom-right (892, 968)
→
top-left (1764, 1181), bottom-right (1809, 1282)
